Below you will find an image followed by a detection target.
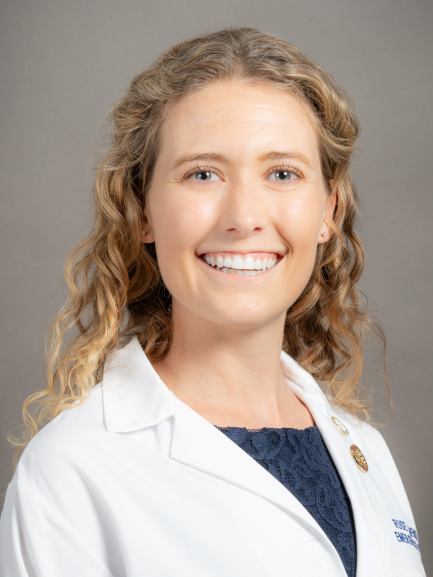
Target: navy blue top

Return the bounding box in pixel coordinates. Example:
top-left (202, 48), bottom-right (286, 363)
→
top-left (214, 424), bottom-right (356, 577)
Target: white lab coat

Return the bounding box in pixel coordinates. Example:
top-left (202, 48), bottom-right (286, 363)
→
top-left (0, 335), bottom-right (426, 577)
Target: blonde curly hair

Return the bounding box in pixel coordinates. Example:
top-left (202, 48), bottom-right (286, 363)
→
top-left (7, 26), bottom-right (389, 470)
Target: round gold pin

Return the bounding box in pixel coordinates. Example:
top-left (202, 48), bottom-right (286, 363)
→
top-left (331, 416), bottom-right (349, 436)
top-left (350, 444), bottom-right (368, 472)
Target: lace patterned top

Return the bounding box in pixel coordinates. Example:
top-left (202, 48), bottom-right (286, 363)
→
top-left (214, 424), bottom-right (356, 577)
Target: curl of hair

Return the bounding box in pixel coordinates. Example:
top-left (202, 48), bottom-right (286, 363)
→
top-left (7, 26), bottom-right (390, 470)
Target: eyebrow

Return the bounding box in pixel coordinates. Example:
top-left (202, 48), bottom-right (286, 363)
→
top-left (170, 150), bottom-right (313, 171)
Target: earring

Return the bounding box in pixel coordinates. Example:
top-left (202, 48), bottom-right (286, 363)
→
top-left (321, 232), bottom-right (327, 237)
top-left (142, 230), bottom-right (147, 235)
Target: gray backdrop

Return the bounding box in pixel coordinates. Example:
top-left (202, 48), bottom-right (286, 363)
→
top-left (1, 0), bottom-right (432, 572)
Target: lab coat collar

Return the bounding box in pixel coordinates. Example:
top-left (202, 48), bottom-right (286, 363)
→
top-left (102, 335), bottom-right (382, 576)
top-left (102, 335), bottom-right (175, 432)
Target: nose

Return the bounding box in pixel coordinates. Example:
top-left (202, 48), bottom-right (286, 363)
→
top-left (218, 179), bottom-right (269, 237)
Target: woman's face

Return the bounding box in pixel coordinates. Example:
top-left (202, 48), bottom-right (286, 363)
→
top-left (144, 80), bottom-right (336, 330)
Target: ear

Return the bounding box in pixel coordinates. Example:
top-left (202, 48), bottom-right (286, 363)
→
top-left (141, 206), bottom-right (155, 243)
top-left (318, 179), bottom-right (338, 243)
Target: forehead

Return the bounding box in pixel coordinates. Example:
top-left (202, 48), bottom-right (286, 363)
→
top-left (158, 80), bottom-right (320, 165)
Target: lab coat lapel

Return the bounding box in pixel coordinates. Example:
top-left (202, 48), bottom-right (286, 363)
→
top-left (281, 353), bottom-right (383, 577)
top-left (169, 393), bottom-right (344, 565)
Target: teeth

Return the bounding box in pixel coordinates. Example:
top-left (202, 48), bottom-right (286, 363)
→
top-left (202, 252), bottom-right (280, 274)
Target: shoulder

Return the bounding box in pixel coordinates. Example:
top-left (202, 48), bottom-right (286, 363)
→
top-left (14, 383), bottom-right (106, 493)
top-left (2, 385), bottom-right (124, 575)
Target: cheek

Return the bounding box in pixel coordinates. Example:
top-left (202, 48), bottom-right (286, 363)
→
top-left (278, 196), bottom-right (323, 250)
top-left (150, 191), bottom-right (215, 286)
top-left (276, 198), bottom-right (323, 290)
top-left (153, 191), bottom-right (215, 245)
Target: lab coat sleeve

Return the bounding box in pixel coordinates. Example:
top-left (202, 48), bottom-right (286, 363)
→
top-left (0, 478), bottom-right (116, 577)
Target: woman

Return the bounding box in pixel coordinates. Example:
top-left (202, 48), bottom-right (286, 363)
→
top-left (0, 27), bottom-right (426, 577)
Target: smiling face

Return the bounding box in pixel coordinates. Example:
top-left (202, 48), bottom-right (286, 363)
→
top-left (143, 80), bottom-right (336, 331)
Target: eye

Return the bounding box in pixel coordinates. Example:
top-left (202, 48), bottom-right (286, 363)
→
top-left (184, 165), bottom-right (222, 182)
top-left (193, 171), bottom-right (220, 182)
top-left (267, 165), bottom-right (303, 183)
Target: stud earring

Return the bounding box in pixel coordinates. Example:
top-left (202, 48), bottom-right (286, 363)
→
top-left (142, 230), bottom-right (147, 235)
top-left (321, 232), bottom-right (327, 237)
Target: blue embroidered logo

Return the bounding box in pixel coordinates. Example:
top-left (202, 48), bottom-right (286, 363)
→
top-left (392, 519), bottom-right (420, 551)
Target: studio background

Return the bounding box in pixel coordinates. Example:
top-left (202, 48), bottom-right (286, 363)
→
top-left (1, 0), bottom-right (432, 572)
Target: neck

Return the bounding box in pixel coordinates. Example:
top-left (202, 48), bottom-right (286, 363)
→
top-left (149, 302), bottom-right (314, 429)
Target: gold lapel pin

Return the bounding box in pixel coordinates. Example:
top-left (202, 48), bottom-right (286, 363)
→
top-left (331, 416), bottom-right (349, 436)
top-left (350, 444), bottom-right (369, 473)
